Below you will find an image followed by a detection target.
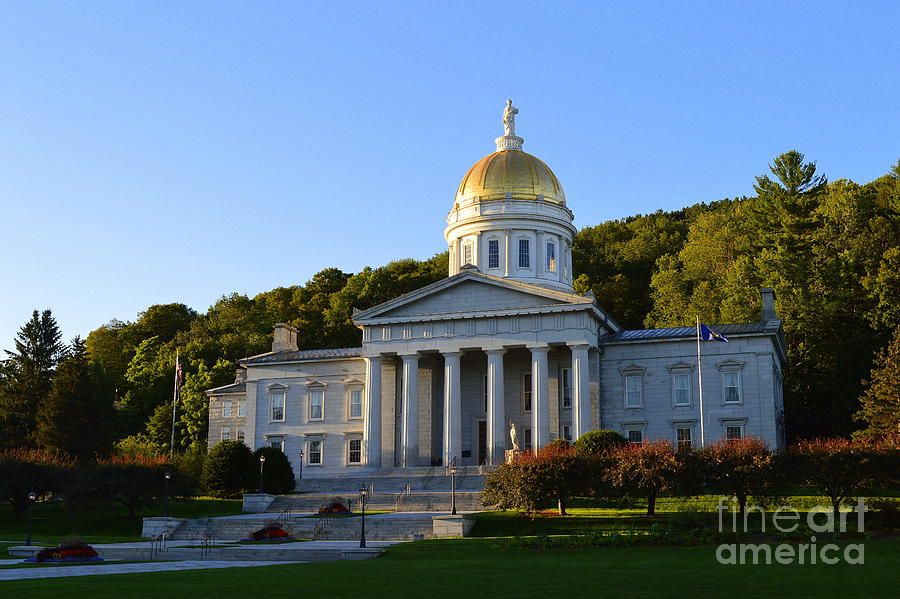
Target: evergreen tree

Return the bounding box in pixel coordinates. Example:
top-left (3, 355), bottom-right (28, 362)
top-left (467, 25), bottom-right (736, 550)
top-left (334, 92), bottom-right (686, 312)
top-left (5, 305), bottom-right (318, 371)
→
top-left (0, 310), bottom-right (64, 447)
top-left (855, 326), bottom-right (900, 438)
top-left (36, 338), bottom-right (111, 459)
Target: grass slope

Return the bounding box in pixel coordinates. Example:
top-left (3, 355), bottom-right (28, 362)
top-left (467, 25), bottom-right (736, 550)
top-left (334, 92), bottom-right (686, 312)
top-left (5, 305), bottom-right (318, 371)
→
top-left (2, 537), bottom-right (897, 598)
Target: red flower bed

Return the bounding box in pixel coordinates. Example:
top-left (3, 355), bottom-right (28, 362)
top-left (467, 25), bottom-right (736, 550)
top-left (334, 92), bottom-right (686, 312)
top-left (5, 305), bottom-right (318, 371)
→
top-left (33, 540), bottom-right (99, 562)
top-left (246, 523), bottom-right (293, 541)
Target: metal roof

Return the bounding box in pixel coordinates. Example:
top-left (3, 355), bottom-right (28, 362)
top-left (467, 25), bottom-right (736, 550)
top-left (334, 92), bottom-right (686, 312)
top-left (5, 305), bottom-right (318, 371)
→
top-left (240, 347), bottom-right (363, 365)
top-left (604, 322), bottom-right (768, 342)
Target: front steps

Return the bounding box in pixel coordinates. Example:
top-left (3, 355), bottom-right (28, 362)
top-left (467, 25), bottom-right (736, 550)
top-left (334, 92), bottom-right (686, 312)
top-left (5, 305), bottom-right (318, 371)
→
top-left (268, 491), bottom-right (486, 514)
top-left (292, 470), bottom-right (489, 494)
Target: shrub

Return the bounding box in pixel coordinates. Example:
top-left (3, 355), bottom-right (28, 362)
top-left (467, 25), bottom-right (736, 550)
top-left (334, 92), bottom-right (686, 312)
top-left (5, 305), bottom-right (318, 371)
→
top-left (483, 444), bottom-right (589, 515)
top-left (789, 437), bottom-right (889, 521)
top-left (0, 448), bottom-right (76, 518)
top-left (608, 440), bottom-right (680, 515)
top-left (202, 440), bottom-right (254, 498)
top-left (252, 446), bottom-right (296, 494)
top-left (574, 430), bottom-right (628, 457)
top-left (700, 437), bottom-right (778, 517)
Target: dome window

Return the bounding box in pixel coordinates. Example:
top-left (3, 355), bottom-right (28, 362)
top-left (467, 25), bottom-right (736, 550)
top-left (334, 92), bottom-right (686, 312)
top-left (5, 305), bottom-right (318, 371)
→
top-left (518, 239), bottom-right (530, 269)
top-left (463, 243), bottom-right (474, 266)
top-left (546, 242), bottom-right (557, 272)
top-left (488, 239), bottom-right (500, 269)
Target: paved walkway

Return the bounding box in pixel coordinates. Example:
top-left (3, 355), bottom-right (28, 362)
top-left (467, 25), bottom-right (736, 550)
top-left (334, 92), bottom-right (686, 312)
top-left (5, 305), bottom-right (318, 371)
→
top-left (0, 559), bottom-right (302, 581)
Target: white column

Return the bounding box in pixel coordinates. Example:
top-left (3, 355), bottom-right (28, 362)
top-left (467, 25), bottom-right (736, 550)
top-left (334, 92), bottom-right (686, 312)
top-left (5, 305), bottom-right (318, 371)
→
top-left (535, 230), bottom-right (543, 279)
top-left (503, 229), bottom-right (511, 276)
top-left (486, 349), bottom-right (506, 465)
top-left (363, 356), bottom-right (382, 469)
top-left (530, 345), bottom-right (551, 452)
top-left (400, 354), bottom-right (419, 468)
top-left (454, 239), bottom-right (462, 275)
top-left (442, 351), bottom-right (462, 467)
top-left (570, 344), bottom-right (591, 440)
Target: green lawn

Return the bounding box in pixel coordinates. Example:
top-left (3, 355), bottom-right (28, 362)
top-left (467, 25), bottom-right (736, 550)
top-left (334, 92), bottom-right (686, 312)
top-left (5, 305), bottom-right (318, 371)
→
top-left (0, 498), bottom-right (242, 544)
top-left (2, 537), bottom-right (897, 598)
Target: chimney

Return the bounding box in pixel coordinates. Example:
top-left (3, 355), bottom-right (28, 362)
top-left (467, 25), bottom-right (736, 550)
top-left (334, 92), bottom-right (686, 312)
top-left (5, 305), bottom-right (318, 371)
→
top-left (760, 288), bottom-right (777, 322)
top-left (235, 368), bottom-right (247, 383)
top-left (272, 323), bottom-right (299, 352)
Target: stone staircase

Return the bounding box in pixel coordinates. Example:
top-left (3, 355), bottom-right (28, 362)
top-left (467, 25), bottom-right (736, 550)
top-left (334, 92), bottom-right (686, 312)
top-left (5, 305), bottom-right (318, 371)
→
top-left (292, 468), bottom-right (489, 494)
top-left (165, 514), bottom-right (437, 542)
top-left (268, 491), bottom-right (486, 513)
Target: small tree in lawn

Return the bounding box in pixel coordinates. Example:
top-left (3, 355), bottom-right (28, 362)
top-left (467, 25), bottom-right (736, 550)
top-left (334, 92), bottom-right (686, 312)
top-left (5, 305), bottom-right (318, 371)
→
top-left (573, 430), bottom-right (628, 457)
top-left (202, 440), bottom-right (254, 498)
top-left (482, 441), bottom-right (588, 515)
top-left (252, 446), bottom-right (295, 494)
top-left (790, 437), bottom-right (890, 522)
top-left (700, 437), bottom-right (777, 518)
top-left (609, 440), bottom-right (680, 516)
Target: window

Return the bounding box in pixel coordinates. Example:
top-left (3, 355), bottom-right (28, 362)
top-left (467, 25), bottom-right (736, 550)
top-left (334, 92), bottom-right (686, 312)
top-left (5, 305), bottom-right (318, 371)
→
top-left (524, 429), bottom-right (532, 451)
top-left (238, 401), bottom-right (246, 417)
top-left (676, 428), bottom-right (692, 449)
top-left (518, 239), bottom-right (530, 268)
top-left (348, 439), bottom-right (362, 464)
top-left (546, 242), bottom-right (556, 272)
top-left (270, 391), bottom-right (285, 422)
top-left (561, 368), bottom-right (572, 408)
top-left (268, 438), bottom-right (283, 451)
top-left (673, 373), bottom-right (691, 406)
top-left (628, 430), bottom-right (643, 445)
top-left (236, 426), bottom-right (245, 443)
top-left (521, 372), bottom-right (532, 411)
top-left (723, 371), bottom-right (741, 403)
top-left (563, 425), bottom-right (572, 442)
top-left (222, 401), bottom-right (233, 418)
top-left (309, 389), bottom-right (324, 420)
top-left (349, 389), bottom-right (363, 419)
top-left (483, 374), bottom-right (488, 412)
top-left (624, 375), bottom-right (642, 408)
top-left (488, 239), bottom-right (499, 268)
top-left (726, 425), bottom-right (743, 441)
top-left (463, 243), bottom-right (473, 265)
top-left (397, 373), bottom-right (404, 414)
top-left (221, 426), bottom-right (231, 442)
top-left (308, 440), bottom-right (322, 464)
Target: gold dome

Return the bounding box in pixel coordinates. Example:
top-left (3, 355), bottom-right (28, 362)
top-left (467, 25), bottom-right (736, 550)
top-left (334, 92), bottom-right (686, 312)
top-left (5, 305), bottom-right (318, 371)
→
top-left (455, 149), bottom-right (566, 206)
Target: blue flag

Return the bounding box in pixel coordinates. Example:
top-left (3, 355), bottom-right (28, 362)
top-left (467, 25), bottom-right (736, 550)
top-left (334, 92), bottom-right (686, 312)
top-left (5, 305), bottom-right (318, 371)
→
top-left (700, 324), bottom-right (729, 343)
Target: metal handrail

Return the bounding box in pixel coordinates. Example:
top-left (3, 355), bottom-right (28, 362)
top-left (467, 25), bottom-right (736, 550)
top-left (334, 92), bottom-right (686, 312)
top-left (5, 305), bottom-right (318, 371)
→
top-left (395, 482), bottom-right (412, 511)
top-left (277, 507), bottom-right (293, 521)
top-left (199, 530), bottom-right (216, 559)
top-left (311, 514), bottom-right (329, 540)
top-left (422, 465), bottom-right (435, 489)
top-left (150, 531), bottom-right (167, 560)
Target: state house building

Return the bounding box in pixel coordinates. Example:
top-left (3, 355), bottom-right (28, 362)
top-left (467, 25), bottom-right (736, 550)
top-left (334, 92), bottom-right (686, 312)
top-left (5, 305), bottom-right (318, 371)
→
top-left (207, 103), bottom-right (786, 478)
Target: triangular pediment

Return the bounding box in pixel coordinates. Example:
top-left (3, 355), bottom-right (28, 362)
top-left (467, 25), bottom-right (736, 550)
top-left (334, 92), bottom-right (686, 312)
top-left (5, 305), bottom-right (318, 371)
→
top-left (353, 271), bottom-right (595, 322)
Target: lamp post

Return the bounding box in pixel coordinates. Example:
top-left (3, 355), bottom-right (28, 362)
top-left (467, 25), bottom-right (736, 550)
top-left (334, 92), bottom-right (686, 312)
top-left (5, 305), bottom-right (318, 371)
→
top-left (359, 486), bottom-right (368, 548)
top-left (298, 450), bottom-right (304, 480)
top-left (449, 464), bottom-right (457, 515)
top-left (163, 471), bottom-right (172, 517)
top-left (258, 454), bottom-right (266, 493)
top-left (26, 491), bottom-right (36, 546)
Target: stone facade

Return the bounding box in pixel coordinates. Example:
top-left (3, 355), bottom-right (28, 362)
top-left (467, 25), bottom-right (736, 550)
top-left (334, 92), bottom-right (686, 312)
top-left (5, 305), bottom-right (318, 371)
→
top-left (206, 105), bottom-right (786, 478)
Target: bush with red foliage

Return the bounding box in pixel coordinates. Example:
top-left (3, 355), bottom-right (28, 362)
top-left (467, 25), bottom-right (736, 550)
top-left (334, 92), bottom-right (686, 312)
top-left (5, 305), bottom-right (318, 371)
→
top-left (790, 437), bottom-right (899, 520)
top-left (483, 441), bottom-right (589, 515)
top-left (608, 440), bottom-right (681, 515)
top-left (699, 437), bottom-right (778, 517)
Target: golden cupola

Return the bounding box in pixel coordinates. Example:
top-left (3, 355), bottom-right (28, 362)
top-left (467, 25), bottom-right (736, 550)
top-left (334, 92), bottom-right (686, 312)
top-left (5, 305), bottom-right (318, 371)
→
top-left (444, 100), bottom-right (576, 292)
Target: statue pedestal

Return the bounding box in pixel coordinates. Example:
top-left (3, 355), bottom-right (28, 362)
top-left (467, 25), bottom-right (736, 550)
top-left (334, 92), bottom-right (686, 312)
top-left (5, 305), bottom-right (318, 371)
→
top-left (505, 449), bottom-right (525, 464)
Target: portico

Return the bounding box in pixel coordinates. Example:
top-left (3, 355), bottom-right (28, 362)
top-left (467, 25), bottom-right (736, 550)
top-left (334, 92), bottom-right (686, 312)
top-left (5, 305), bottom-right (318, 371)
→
top-left (353, 270), bottom-right (617, 469)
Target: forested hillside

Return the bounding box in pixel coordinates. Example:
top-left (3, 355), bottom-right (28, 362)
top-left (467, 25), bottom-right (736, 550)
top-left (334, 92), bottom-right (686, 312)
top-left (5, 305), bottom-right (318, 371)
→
top-left (2, 151), bottom-right (898, 457)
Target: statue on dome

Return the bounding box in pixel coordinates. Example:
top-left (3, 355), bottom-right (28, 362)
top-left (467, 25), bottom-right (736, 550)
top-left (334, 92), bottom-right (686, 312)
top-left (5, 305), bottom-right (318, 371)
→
top-left (501, 99), bottom-right (518, 137)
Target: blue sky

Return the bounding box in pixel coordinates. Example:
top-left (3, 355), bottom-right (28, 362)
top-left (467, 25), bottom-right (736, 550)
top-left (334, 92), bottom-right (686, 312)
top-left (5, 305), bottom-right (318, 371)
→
top-left (1, 1), bottom-right (898, 349)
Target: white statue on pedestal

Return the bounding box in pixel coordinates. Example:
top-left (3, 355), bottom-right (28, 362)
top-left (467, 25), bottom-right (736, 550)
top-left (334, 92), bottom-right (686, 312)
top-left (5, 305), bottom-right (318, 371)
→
top-left (509, 421), bottom-right (520, 451)
top-left (502, 99), bottom-right (518, 137)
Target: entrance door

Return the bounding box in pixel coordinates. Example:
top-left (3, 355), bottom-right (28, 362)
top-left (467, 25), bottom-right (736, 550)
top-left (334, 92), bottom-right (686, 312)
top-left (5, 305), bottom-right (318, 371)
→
top-left (478, 420), bottom-right (487, 465)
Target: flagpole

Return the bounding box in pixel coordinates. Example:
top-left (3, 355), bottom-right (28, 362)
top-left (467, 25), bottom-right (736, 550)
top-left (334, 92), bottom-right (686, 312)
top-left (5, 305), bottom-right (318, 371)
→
top-left (170, 349), bottom-right (179, 460)
top-left (696, 316), bottom-right (705, 448)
